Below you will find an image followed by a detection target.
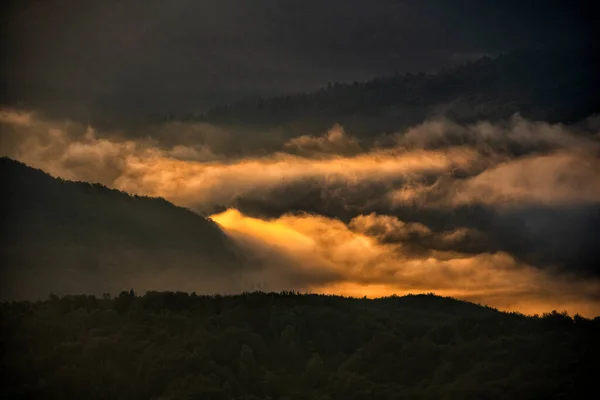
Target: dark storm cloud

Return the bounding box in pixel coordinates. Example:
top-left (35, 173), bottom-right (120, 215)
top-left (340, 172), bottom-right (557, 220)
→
top-left (486, 205), bottom-right (600, 277)
top-left (1, 0), bottom-right (596, 117)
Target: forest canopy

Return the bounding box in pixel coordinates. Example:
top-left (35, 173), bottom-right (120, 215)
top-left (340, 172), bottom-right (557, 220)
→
top-left (1, 291), bottom-right (597, 400)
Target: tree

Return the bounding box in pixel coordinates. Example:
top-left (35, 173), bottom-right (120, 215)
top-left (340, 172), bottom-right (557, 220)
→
top-left (305, 353), bottom-right (326, 387)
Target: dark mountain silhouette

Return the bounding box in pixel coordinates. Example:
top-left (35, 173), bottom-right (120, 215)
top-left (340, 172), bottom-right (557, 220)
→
top-left (198, 48), bottom-right (599, 134)
top-left (0, 157), bottom-right (244, 299)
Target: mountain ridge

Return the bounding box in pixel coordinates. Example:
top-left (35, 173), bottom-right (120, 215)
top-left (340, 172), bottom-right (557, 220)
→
top-left (195, 48), bottom-right (599, 134)
top-left (0, 157), bottom-right (245, 300)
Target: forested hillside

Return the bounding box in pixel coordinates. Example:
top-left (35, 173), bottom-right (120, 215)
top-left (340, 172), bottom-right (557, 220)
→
top-left (0, 157), bottom-right (243, 299)
top-left (1, 292), bottom-right (597, 400)
top-left (199, 49), bottom-right (599, 134)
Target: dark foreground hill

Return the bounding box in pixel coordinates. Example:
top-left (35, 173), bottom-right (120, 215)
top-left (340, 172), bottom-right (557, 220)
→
top-left (1, 291), bottom-right (597, 400)
top-left (0, 157), bottom-right (244, 299)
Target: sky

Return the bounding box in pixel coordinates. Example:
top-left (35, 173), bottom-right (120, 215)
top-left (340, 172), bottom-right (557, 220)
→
top-left (1, 0), bottom-right (597, 116)
top-left (1, 1), bottom-right (599, 316)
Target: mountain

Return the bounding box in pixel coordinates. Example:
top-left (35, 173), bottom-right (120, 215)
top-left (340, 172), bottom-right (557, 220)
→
top-left (198, 48), bottom-right (600, 134)
top-left (0, 157), bottom-right (244, 299)
top-left (1, 291), bottom-right (597, 399)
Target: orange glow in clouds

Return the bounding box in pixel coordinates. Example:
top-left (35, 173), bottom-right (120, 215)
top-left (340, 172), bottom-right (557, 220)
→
top-left (211, 209), bottom-right (600, 317)
top-left (3, 109), bottom-right (600, 316)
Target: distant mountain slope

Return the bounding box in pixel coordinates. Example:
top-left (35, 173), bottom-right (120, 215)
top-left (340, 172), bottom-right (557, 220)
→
top-left (200, 48), bottom-right (600, 133)
top-left (0, 157), bottom-right (244, 299)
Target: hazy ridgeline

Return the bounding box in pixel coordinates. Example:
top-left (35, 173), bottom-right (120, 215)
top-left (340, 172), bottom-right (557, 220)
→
top-left (198, 49), bottom-right (599, 133)
top-left (1, 292), bottom-right (597, 399)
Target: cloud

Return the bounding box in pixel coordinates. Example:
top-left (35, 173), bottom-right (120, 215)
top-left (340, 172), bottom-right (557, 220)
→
top-left (452, 150), bottom-right (600, 207)
top-left (2, 108), bottom-right (600, 315)
top-left (0, 110), bottom-right (474, 211)
top-left (113, 147), bottom-right (469, 206)
top-left (349, 213), bottom-right (482, 255)
top-left (390, 150), bottom-right (600, 210)
top-left (349, 213), bottom-right (432, 241)
top-left (0, 109), bottom-right (34, 126)
top-left (386, 116), bottom-right (600, 209)
top-left (396, 116), bottom-right (595, 151)
top-left (283, 124), bottom-right (363, 156)
top-left (211, 208), bottom-right (600, 317)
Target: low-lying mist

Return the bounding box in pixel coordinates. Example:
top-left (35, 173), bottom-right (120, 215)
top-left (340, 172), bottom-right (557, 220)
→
top-left (2, 108), bottom-right (599, 316)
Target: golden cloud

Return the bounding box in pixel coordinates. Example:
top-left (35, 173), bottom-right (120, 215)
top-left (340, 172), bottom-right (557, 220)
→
top-left (211, 208), bottom-right (600, 317)
top-left (0, 111), bottom-right (475, 209)
top-left (283, 124), bottom-right (363, 156)
top-left (3, 108), bottom-right (600, 316)
top-left (452, 150), bottom-right (600, 207)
